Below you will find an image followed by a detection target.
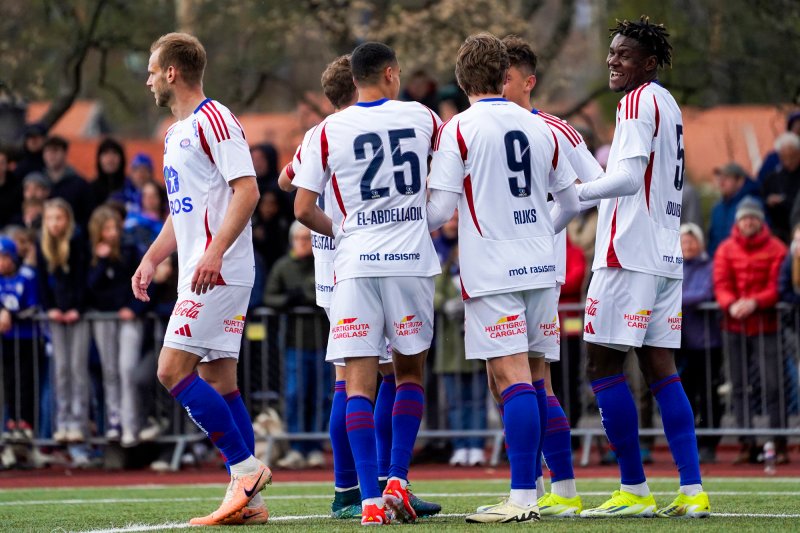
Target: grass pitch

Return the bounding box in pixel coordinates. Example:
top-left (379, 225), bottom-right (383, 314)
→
top-left (0, 477), bottom-right (799, 532)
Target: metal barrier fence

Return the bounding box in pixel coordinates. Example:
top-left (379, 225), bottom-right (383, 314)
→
top-left (0, 303), bottom-right (797, 470)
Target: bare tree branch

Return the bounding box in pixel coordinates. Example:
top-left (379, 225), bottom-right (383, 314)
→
top-left (97, 46), bottom-right (136, 113)
top-left (39, 0), bottom-right (111, 130)
top-left (535, 0), bottom-right (575, 73)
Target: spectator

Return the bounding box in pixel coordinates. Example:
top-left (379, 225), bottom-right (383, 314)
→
top-left (6, 226), bottom-right (38, 281)
top-left (123, 181), bottom-right (166, 255)
top-left (13, 123), bottom-right (46, 180)
top-left (712, 197), bottom-right (788, 464)
top-left (763, 132), bottom-right (800, 243)
top-left (264, 221), bottom-right (329, 469)
top-left (432, 210), bottom-right (458, 264)
top-left (708, 162), bottom-right (761, 256)
top-left (250, 143), bottom-right (286, 203)
top-left (777, 223), bottom-right (800, 446)
top-left (22, 172), bottom-right (50, 202)
top-left (112, 153), bottom-right (154, 217)
top-left (433, 218), bottom-right (487, 467)
top-left (91, 138), bottom-right (127, 207)
top-left (677, 223), bottom-right (723, 463)
top-left (86, 206), bottom-right (145, 446)
top-left (401, 70), bottom-right (440, 112)
top-left (0, 237), bottom-right (39, 442)
top-left (42, 136), bottom-right (93, 230)
top-left (779, 223), bottom-right (800, 305)
top-left (681, 178), bottom-right (703, 228)
top-left (252, 189), bottom-right (289, 279)
top-left (0, 147), bottom-right (22, 229)
top-left (37, 199), bottom-right (91, 443)
top-left (757, 111), bottom-right (800, 184)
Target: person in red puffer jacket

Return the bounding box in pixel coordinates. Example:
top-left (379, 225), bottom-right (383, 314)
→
top-left (713, 196), bottom-right (788, 464)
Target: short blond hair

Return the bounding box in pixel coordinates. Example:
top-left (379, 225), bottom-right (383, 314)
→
top-left (150, 32), bottom-right (206, 86)
top-left (455, 33), bottom-right (509, 96)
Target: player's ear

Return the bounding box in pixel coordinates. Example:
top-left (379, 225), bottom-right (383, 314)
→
top-left (166, 65), bottom-right (177, 83)
top-left (644, 54), bottom-right (658, 74)
top-left (527, 74), bottom-right (537, 92)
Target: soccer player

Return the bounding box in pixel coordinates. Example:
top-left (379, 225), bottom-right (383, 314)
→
top-left (426, 33), bottom-right (579, 523)
top-left (278, 55), bottom-right (440, 521)
top-left (499, 34), bottom-right (604, 517)
top-left (293, 42), bottom-right (441, 526)
top-left (575, 17), bottom-right (710, 518)
top-left (132, 33), bottom-right (270, 526)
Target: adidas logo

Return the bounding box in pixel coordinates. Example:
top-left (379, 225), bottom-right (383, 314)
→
top-left (174, 324), bottom-right (192, 337)
top-left (584, 322), bottom-right (595, 334)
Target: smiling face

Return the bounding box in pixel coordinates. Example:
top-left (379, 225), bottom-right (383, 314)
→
top-left (147, 48), bottom-right (173, 108)
top-left (607, 34), bottom-right (657, 93)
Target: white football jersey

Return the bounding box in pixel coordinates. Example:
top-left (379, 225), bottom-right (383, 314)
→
top-left (536, 109), bottom-right (604, 284)
top-left (289, 124), bottom-right (336, 307)
top-left (594, 82), bottom-right (684, 279)
top-left (293, 98), bottom-right (441, 281)
top-left (162, 98), bottom-right (256, 291)
top-left (428, 98), bottom-right (577, 298)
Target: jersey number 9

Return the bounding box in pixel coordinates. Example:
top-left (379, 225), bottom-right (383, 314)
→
top-left (505, 130), bottom-right (532, 197)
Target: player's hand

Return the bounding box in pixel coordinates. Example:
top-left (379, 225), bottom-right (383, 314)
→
top-left (47, 308), bottom-right (64, 323)
top-left (191, 248), bottom-right (223, 295)
top-left (118, 307), bottom-right (136, 321)
top-left (132, 258), bottom-right (156, 303)
top-left (63, 309), bottom-right (80, 324)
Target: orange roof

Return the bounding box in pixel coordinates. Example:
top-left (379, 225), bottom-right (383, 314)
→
top-left (26, 100), bottom-right (102, 139)
top-left (681, 105), bottom-right (790, 182)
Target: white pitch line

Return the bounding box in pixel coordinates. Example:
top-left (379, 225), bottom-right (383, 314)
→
top-left (73, 511), bottom-right (800, 531)
top-left (8, 490), bottom-right (800, 507)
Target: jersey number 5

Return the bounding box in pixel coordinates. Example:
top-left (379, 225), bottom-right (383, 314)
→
top-left (354, 129), bottom-right (421, 201)
top-left (674, 124), bottom-right (685, 191)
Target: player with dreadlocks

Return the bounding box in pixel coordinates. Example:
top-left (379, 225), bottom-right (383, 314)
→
top-left (574, 16), bottom-right (711, 518)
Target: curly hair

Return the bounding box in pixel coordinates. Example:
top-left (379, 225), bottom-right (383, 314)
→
top-left (611, 15), bottom-right (672, 68)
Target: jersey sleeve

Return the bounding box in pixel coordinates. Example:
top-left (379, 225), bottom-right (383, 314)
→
top-left (547, 130), bottom-right (578, 193)
top-left (428, 119), bottom-right (466, 194)
top-left (419, 103), bottom-right (443, 157)
top-left (287, 127), bottom-right (317, 181)
top-left (196, 103), bottom-right (255, 183)
top-left (614, 89), bottom-right (656, 161)
top-left (292, 123), bottom-right (330, 195)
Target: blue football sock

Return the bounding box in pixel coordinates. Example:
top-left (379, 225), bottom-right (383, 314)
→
top-left (501, 383), bottom-right (539, 490)
top-left (543, 395), bottom-right (574, 482)
top-left (222, 389), bottom-right (254, 474)
top-left (171, 372), bottom-right (250, 466)
top-left (346, 395), bottom-right (380, 499)
top-left (375, 374), bottom-right (396, 479)
top-left (591, 374), bottom-right (645, 485)
top-left (533, 379), bottom-right (547, 479)
top-left (651, 374), bottom-right (702, 486)
top-left (331, 381), bottom-right (358, 489)
top-left (388, 382), bottom-right (424, 482)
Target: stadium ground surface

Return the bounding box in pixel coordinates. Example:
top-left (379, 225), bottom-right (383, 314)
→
top-left (1, 477), bottom-right (799, 532)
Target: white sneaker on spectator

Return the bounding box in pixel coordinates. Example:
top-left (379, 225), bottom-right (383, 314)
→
top-left (276, 449), bottom-right (306, 469)
top-left (449, 448), bottom-right (468, 466)
top-left (306, 450), bottom-right (325, 468)
top-left (150, 460), bottom-right (170, 472)
top-left (66, 429), bottom-right (85, 443)
top-left (1, 446), bottom-right (16, 468)
top-left (468, 447), bottom-right (486, 466)
top-left (53, 429), bottom-right (69, 443)
top-left (138, 417), bottom-right (165, 442)
top-left (121, 431), bottom-right (138, 448)
top-left (106, 427), bottom-right (121, 441)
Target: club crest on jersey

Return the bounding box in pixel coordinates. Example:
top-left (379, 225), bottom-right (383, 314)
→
top-left (180, 138), bottom-right (191, 148)
top-left (164, 166), bottom-right (180, 194)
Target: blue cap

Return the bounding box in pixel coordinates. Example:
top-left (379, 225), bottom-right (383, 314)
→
top-left (131, 153), bottom-right (153, 171)
top-left (0, 237), bottom-right (18, 264)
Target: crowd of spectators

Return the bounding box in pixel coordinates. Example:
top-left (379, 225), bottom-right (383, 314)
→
top-left (0, 92), bottom-right (799, 470)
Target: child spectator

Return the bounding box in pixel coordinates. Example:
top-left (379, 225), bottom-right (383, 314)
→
top-left (37, 199), bottom-right (90, 443)
top-left (87, 206), bottom-right (145, 446)
top-left (0, 237), bottom-right (39, 441)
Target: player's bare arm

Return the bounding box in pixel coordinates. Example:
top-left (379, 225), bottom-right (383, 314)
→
top-left (295, 188), bottom-right (334, 237)
top-left (132, 216), bottom-right (178, 302)
top-left (278, 164), bottom-right (296, 192)
top-left (190, 175), bottom-right (259, 295)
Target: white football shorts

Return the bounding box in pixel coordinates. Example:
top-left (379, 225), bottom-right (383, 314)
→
top-left (322, 306), bottom-right (392, 367)
top-left (465, 287), bottom-right (559, 360)
top-left (163, 285), bottom-right (251, 362)
top-left (543, 285), bottom-right (563, 363)
top-left (326, 276), bottom-right (434, 364)
top-left (583, 268), bottom-right (682, 351)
